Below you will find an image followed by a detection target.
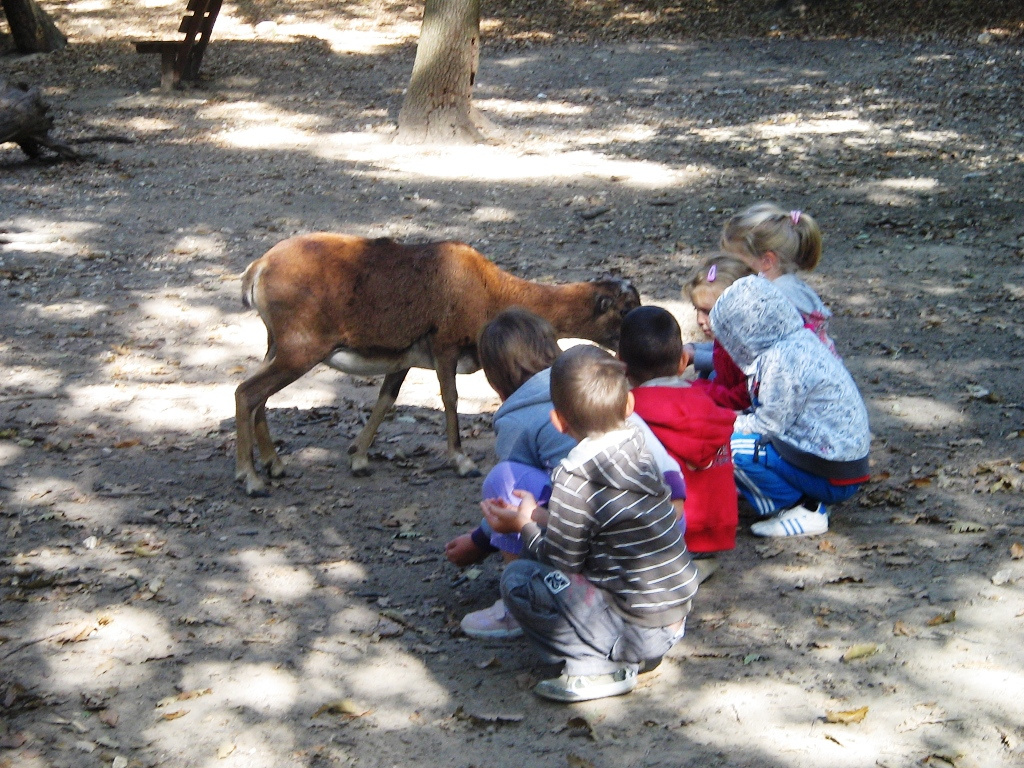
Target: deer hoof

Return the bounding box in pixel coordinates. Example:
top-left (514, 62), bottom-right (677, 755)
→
top-left (350, 454), bottom-right (372, 476)
top-left (266, 457), bottom-right (286, 479)
top-left (454, 454), bottom-right (480, 478)
top-left (243, 476), bottom-right (269, 497)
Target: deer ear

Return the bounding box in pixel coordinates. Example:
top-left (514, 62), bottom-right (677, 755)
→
top-left (596, 294), bottom-right (613, 314)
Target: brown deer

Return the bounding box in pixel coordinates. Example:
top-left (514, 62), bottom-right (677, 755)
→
top-left (234, 233), bottom-right (640, 496)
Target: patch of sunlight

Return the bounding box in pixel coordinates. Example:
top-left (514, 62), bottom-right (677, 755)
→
top-left (319, 559), bottom-right (368, 585)
top-left (125, 116), bottom-right (176, 133)
top-left (261, 21), bottom-right (420, 53)
top-left (36, 299), bottom-right (109, 320)
top-left (343, 654), bottom-right (451, 720)
top-left (235, 549), bottom-right (317, 602)
top-left (3, 365), bottom-right (63, 394)
top-left (201, 100), bottom-right (324, 130)
top-left (65, 0), bottom-right (110, 11)
top-left (697, 116), bottom-right (876, 143)
top-left (885, 396), bottom-right (965, 430)
top-left (854, 177), bottom-right (941, 207)
top-left (44, 606), bottom-right (176, 689)
top-left (470, 206), bottom-right (517, 223)
top-left (140, 0), bottom-right (176, 6)
top-left (178, 662), bottom-right (300, 715)
top-left (67, 382), bottom-right (238, 426)
top-left (475, 97), bottom-right (588, 116)
top-left (219, 124), bottom-right (315, 151)
top-left (904, 129), bottom-right (963, 144)
top-left (0, 442), bottom-right (23, 465)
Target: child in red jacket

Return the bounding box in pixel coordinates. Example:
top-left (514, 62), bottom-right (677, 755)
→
top-left (619, 306), bottom-right (738, 554)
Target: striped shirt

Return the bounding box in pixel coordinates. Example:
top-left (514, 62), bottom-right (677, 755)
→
top-left (520, 426), bottom-right (699, 627)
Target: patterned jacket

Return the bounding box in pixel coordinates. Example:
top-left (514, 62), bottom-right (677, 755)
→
top-left (710, 276), bottom-right (870, 480)
top-left (520, 426), bottom-right (698, 627)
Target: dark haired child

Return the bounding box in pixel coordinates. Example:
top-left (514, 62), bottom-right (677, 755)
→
top-left (618, 306), bottom-right (738, 557)
top-left (481, 345), bottom-right (698, 702)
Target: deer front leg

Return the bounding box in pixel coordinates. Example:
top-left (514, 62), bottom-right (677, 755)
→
top-left (434, 352), bottom-right (479, 478)
top-left (349, 369), bottom-right (409, 476)
top-left (235, 380), bottom-right (270, 497)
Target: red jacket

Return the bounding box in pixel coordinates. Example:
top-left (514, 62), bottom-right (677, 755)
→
top-left (632, 383), bottom-right (738, 553)
top-left (691, 341), bottom-right (751, 410)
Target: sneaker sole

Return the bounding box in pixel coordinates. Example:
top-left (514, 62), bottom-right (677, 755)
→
top-left (533, 677), bottom-right (637, 703)
top-left (460, 626), bottom-right (523, 640)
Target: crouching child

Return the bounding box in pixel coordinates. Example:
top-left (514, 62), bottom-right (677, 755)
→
top-left (481, 345), bottom-right (699, 703)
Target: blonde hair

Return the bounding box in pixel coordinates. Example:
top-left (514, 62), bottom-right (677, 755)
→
top-left (720, 203), bottom-right (823, 273)
top-left (550, 345), bottom-right (630, 438)
top-left (478, 308), bottom-right (561, 401)
top-left (683, 253), bottom-right (755, 307)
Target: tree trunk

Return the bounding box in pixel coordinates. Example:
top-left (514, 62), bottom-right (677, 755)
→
top-left (0, 80), bottom-right (79, 159)
top-left (1, 0), bottom-right (67, 53)
top-left (396, 0), bottom-right (487, 144)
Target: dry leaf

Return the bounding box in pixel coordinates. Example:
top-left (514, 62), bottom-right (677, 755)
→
top-left (842, 643), bottom-right (881, 662)
top-left (453, 706), bottom-right (524, 725)
top-left (160, 709), bottom-right (188, 721)
top-left (818, 539), bottom-right (837, 553)
top-left (926, 611), bottom-right (956, 626)
top-left (475, 656), bottom-right (500, 670)
top-left (217, 742), bottom-right (236, 759)
top-left (893, 621), bottom-right (917, 637)
top-left (313, 699), bottom-right (371, 719)
top-left (114, 439), bottom-right (141, 449)
top-left (1010, 542), bottom-right (1024, 559)
top-left (825, 706), bottom-right (869, 724)
top-left (567, 754), bottom-right (597, 768)
top-left (909, 476), bottom-right (933, 487)
top-left (98, 709), bottom-right (119, 728)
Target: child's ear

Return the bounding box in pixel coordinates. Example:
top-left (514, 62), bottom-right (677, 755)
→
top-left (624, 391), bottom-right (635, 419)
top-left (550, 409), bottom-right (570, 435)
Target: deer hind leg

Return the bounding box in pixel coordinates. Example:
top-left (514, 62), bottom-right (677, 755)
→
top-left (434, 350), bottom-right (479, 478)
top-left (349, 369), bottom-right (409, 476)
top-left (235, 358), bottom-right (313, 496)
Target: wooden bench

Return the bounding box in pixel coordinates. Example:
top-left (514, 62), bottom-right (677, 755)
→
top-left (134, 0), bottom-right (224, 91)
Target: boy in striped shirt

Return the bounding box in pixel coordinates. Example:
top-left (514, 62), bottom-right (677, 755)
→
top-left (481, 344), bottom-right (699, 702)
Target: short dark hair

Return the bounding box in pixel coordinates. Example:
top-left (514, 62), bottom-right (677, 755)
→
top-left (478, 308), bottom-right (561, 400)
top-left (618, 306), bottom-right (683, 385)
top-left (550, 345), bottom-right (630, 437)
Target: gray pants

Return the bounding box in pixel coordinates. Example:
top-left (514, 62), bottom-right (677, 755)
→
top-left (500, 559), bottom-right (689, 676)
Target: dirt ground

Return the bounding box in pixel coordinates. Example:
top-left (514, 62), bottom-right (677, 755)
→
top-left (2, 2), bottom-right (1024, 767)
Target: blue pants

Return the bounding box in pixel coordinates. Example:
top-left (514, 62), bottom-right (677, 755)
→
top-left (501, 559), bottom-right (688, 676)
top-left (731, 433), bottom-right (860, 517)
top-left (479, 461), bottom-right (552, 555)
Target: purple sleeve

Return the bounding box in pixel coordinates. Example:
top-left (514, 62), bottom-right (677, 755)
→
top-left (663, 470), bottom-right (686, 500)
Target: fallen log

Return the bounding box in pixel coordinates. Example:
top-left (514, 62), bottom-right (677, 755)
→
top-left (0, 79), bottom-right (81, 159)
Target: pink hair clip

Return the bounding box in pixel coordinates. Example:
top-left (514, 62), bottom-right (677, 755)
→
top-left (707, 264), bottom-right (717, 282)
top-left (790, 210), bottom-right (802, 226)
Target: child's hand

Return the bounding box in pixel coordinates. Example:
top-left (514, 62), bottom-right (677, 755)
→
top-left (480, 491), bottom-right (536, 534)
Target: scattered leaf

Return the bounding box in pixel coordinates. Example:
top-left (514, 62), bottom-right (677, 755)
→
top-left (112, 757), bottom-right (129, 768)
top-left (567, 754), bottom-right (597, 768)
top-left (114, 439), bottom-right (141, 449)
top-left (314, 699), bottom-right (371, 719)
top-left (98, 709), bottom-right (119, 728)
top-left (842, 643), bottom-right (881, 662)
top-left (825, 706), bottom-right (869, 724)
top-left (475, 656), bottom-right (500, 670)
top-left (818, 539), bottom-right (837, 553)
top-left (991, 569), bottom-right (1013, 586)
top-left (926, 611), bottom-right (956, 626)
top-left (893, 621), bottom-right (917, 637)
top-left (217, 742), bottom-right (236, 759)
top-left (1010, 542), bottom-right (1024, 560)
top-left (160, 709), bottom-right (188, 721)
top-left (453, 705), bottom-right (524, 725)
top-left (742, 653), bottom-right (765, 665)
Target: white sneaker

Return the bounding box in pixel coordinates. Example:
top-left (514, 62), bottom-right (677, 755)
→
top-left (751, 502), bottom-right (828, 538)
top-left (534, 666), bottom-right (638, 702)
top-left (460, 598), bottom-right (522, 639)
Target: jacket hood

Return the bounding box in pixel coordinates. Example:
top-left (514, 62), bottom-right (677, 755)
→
top-left (710, 275), bottom-right (806, 371)
top-left (494, 368), bottom-right (552, 421)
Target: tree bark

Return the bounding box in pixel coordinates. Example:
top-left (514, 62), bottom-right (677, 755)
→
top-left (396, 0), bottom-right (487, 144)
top-left (0, 80), bottom-right (79, 159)
top-left (1, 0), bottom-right (68, 53)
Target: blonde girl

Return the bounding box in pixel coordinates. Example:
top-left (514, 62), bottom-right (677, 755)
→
top-left (682, 254), bottom-right (755, 410)
top-left (720, 203), bottom-right (837, 354)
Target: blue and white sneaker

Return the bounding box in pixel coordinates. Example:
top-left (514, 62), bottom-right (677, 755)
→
top-left (751, 502), bottom-right (828, 537)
